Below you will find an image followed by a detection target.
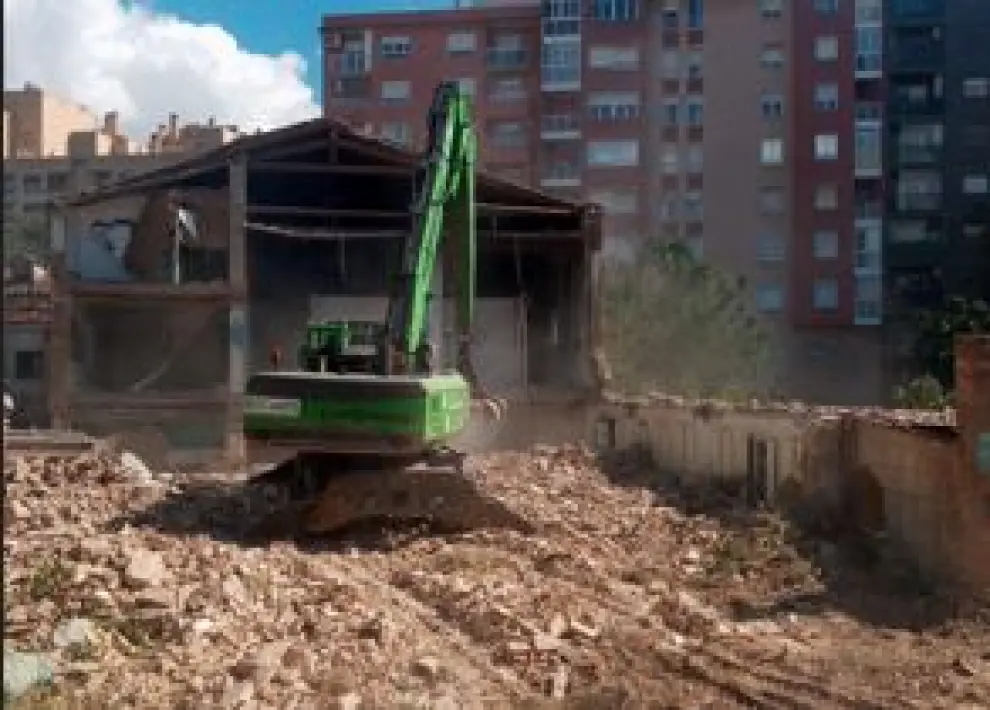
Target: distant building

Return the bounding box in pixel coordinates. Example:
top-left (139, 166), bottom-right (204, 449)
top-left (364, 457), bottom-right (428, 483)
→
top-left (3, 83), bottom-right (241, 228)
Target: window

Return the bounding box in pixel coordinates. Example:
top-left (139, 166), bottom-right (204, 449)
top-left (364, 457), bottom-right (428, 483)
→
top-left (963, 78), bottom-right (990, 99)
top-left (896, 170), bottom-right (942, 211)
top-left (856, 0), bottom-right (882, 23)
top-left (813, 230), bottom-right (839, 259)
top-left (854, 274), bottom-right (882, 325)
top-left (380, 122), bottom-right (412, 147)
top-left (489, 78), bottom-right (526, 103)
top-left (47, 173), bottom-right (67, 192)
top-left (682, 191), bottom-right (703, 220)
top-left (684, 51), bottom-right (703, 80)
top-left (815, 0), bottom-right (839, 15)
top-left (855, 222), bottom-right (881, 271)
top-left (815, 184), bottom-right (838, 210)
top-left (587, 139), bottom-right (639, 167)
top-left (687, 0), bottom-right (704, 29)
top-left (22, 174), bottom-right (43, 194)
top-left (812, 279), bottom-right (839, 311)
top-left (380, 36), bottom-right (412, 58)
top-left (542, 40), bottom-right (581, 86)
top-left (446, 32), bottom-right (477, 54)
top-left (855, 26), bottom-right (882, 73)
top-left (455, 78), bottom-right (476, 96)
top-left (14, 350), bottom-right (43, 380)
top-left (761, 93), bottom-right (784, 118)
top-left (761, 46), bottom-right (784, 69)
top-left (662, 99), bottom-right (680, 125)
top-left (814, 83), bottom-right (839, 111)
top-left (661, 50), bottom-right (680, 79)
top-left (761, 139), bottom-right (785, 165)
top-left (660, 0), bottom-right (679, 30)
top-left (380, 80), bottom-right (411, 102)
top-left (963, 174), bottom-right (989, 195)
top-left (756, 284), bottom-right (784, 313)
top-left (587, 92), bottom-right (641, 121)
top-left (815, 36), bottom-right (839, 62)
top-left (686, 144), bottom-right (704, 173)
top-left (757, 234), bottom-right (785, 262)
top-left (890, 220), bottom-right (937, 243)
top-left (488, 121), bottom-right (526, 149)
top-left (814, 134), bottom-right (839, 161)
top-left (760, 187), bottom-right (785, 214)
top-left (661, 146), bottom-right (680, 174)
top-left (760, 0), bottom-right (783, 18)
top-left (593, 0), bottom-right (638, 21)
top-left (589, 189), bottom-right (638, 214)
top-left (685, 97), bottom-right (704, 126)
top-left (588, 46), bottom-right (640, 70)
top-left (855, 124), bottom-right (882, 173)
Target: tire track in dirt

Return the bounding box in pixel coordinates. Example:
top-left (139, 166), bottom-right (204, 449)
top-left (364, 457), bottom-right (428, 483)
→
top-left (325, 552), bottom-right (532, 700)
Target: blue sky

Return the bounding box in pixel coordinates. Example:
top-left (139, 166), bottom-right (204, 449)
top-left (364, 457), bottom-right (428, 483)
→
top-left (149, 0), bottom-right (455, 103)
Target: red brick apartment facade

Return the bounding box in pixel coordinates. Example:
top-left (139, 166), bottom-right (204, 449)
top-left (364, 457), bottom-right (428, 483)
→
top-left (321, 0), bottom-right (887, 404)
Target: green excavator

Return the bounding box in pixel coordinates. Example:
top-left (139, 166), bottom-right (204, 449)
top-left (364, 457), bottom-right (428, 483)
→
top-left (242, 81), bottom-right (506, 534)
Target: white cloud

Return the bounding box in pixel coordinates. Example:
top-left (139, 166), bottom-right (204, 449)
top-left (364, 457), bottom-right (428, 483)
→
top-left (2, 0), bottom-right (320, 140)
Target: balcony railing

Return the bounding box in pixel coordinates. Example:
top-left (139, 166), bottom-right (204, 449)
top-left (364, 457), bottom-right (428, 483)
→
top-left (487, 47), bottom-right (528, 70)
top-left (896, 144), bottom-right (941, 164)
top-left (540, 113), bottom-right (581, 139)
top-left (540, 166), bottom-right (581, 187)
top-left (896, 193), bottom-right (942, 211)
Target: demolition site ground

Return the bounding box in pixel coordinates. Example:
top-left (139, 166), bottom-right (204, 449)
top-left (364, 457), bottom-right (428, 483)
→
top-left (3, 445), bottom-right (989, 709)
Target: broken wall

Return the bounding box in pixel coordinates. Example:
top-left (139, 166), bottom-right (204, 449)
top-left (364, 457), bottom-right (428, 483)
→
top-left (592, 336), bottom-right (990, 591)
top-left (66, 188), bottom-right (229, 284)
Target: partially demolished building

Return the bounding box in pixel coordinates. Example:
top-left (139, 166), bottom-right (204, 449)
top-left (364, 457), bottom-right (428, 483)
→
top-left (51, 118), bottom-right (602, 464)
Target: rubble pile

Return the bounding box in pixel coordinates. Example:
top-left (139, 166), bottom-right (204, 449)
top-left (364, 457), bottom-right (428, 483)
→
top-left (4, 447), bottom-right (989, 709)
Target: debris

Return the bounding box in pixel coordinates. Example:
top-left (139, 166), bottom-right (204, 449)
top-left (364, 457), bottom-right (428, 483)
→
top-left (1, 447), bottom-right (987, 708)
top-left (3, 649), bottom-right (54, 701)
top-left (53, 617), bottom-right (97, 650)
top-left (123, 548), bottom-right (168, 589)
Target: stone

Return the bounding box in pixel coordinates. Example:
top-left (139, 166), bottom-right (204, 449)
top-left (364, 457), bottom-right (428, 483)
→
top-left (222, 575), bottom-right (249, 607)
top-left (53, 617), bottom-right (97, 650)
top-left (336, 692), bottom-right (362, 710)
top-left (119, 452), bottom-right (155, 484)
top-left (123, 548), bottom-right (167, 589)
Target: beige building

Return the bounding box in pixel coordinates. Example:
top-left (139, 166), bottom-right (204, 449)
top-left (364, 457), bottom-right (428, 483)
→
top-left (3, 84), bottom-right (241, 226)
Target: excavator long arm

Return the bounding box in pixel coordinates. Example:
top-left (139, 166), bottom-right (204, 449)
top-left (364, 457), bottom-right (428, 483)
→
top-left (384, 81), bottom-right (481, 390)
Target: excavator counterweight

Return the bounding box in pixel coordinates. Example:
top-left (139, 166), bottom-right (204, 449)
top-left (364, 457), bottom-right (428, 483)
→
top-left (242, 82), bottom-right (504, 534)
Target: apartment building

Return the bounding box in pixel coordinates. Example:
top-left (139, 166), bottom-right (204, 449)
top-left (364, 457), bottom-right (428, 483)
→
top-left (321, 0), bottom-right (988, 403)
top-left (883, 0), bottom-right (990, 379)
top-left (3, 85), bottom-right (241, 228)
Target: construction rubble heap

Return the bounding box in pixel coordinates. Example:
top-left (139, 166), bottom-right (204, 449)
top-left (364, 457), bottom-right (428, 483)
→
top-left (3, 446), bottom-right (989, 709)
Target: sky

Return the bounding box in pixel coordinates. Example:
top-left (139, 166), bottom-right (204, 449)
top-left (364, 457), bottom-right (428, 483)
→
top-left (3, 0), bottom-right (452, 139)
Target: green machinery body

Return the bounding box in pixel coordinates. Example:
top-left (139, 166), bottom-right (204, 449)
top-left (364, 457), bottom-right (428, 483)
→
top-left (243, 82), bottom-right (483, 458)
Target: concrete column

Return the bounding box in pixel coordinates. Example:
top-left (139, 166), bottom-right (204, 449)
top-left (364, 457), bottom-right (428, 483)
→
top-left (226, 154), bottom-right (248, 461)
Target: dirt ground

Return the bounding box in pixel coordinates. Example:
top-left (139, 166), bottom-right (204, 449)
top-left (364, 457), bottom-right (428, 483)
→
top-left (4, 445), bottom-right (989, 709)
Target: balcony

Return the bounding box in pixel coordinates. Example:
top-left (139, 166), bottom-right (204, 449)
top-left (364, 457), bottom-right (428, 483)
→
top-left (856, 201), bottom-right (883, 220)
top-left (540, 166), bottom-right (581, 188)
top-left (895, 143), bottom-right (941, 165)
top-left (895, 193), bottom-right (942, 212)
top-left (887, 37), bottom-right (942, 73)
top-left (540, 114), bottom-right (581, 140)
top-left (486, 48), bottom-right (528, 71)
top-left (888, 94), bottom-right (944, 115)
top-left (887, 0), bottom-right (944, 26)
top-left (336, 50), bottom-right (369, 77)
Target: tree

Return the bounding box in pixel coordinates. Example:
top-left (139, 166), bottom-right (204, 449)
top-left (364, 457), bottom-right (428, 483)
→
top-left (600, 240), bottom-right (774, 397)
top-left (895, 294), bottom-right (990, 407)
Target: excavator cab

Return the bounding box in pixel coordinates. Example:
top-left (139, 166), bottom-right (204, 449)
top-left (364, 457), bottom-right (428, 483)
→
top-left (242, 82), bottom-right (505, 534)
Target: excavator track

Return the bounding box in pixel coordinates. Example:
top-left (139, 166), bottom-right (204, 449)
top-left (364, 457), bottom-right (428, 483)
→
top-left (247, 445), bottom-right (531, 539)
